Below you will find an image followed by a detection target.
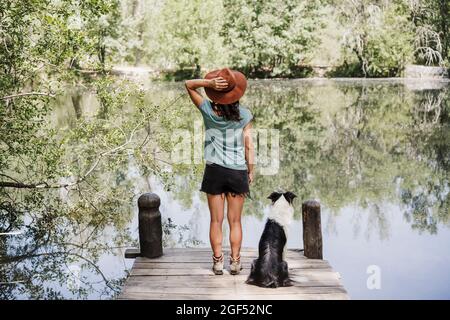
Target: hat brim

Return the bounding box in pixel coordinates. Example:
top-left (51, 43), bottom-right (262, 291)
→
top-left (204, 70), bottom-right (247, 104)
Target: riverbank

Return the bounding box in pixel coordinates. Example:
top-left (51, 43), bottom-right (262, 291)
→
top-left (111, 64), bottom-right (450, 82)
top-left (110, 65), bottom-right (450, 92)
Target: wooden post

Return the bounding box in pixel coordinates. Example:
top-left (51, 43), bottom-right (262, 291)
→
top-left (125, 193), bottom-right (163, 259)
top-left (302, 200), bottom-right (323, 259)
top-left (138, 193), bottom-right (163, 258)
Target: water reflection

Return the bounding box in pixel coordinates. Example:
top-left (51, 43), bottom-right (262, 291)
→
top-left (1, 79), bottom-right (449, 299)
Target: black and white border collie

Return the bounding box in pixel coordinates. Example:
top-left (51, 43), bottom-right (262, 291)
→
top-left (246, 191), bottom-right (297, 288)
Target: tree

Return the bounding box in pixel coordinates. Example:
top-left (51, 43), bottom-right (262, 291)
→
top-left (156, 80), bottom-right (450, 237)
top-left (408, 0), bottom-right (449, 66)
top-left (155, 0), bottom-right (227, 76)
top-left (0, 0), bottom-right (185, 298)
top-left (115, 0), bottom-right (164, 66)
top-left (333, 0), bottom-right (414, 77)
top-left (221, 0), bottom-right (323, 77)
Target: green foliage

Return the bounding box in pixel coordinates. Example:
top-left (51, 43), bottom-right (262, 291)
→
top-left (108, 0), bottom-right (450, 77)
top-left (408, 0), bottom-right (450, 66)
top-left (362, 4), bottom-right (415, 76)
top-left (85, 0), bottom-right (450, 77)
top-left (221, 0), bottom-right (323, 77)
top-left (1, 0), bottom-right (450, 300)
top-left (0, 0), bottom-right (185, 299)
top-left (145, 80), bottom-right (450, 236)
top-left (114, 0), bottom-right (163, 66)
top-left (332, 1), bottom-right (414, 77)
top-left (156, 0), bottom-right (227, 73)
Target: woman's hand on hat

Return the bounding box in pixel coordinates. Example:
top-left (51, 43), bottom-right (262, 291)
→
top-left (208, 77), bottom-right (228, 91)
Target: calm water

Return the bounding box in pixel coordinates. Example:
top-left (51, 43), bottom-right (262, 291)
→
top-left (1, 78), bottom-right (449, 299)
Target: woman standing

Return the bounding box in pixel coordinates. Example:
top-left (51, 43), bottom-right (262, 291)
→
top-left (185, 68), bottom-right (254, 275)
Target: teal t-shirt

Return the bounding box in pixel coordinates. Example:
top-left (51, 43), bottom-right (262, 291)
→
top-left (199, 99), bottom-right (253, 170)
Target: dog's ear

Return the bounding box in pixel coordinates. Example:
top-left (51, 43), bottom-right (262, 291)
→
top-left (283, 191), bottom-right (297, 204)
top-left (268, 192), bottom-right (282, 203)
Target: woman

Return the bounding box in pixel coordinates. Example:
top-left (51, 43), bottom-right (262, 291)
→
top-left (185, 68), bottom-right (254, 275)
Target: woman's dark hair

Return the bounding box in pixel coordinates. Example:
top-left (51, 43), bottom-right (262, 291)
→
top-left (211, 100), bottom-right (241, 122)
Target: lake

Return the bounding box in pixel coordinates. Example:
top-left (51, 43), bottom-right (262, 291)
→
top-left (1, 78), bottom-right (449, 299)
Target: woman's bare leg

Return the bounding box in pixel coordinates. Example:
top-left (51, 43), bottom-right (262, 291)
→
top-left (207, 193), bottom-right (225, 257)
top-left (226, 194), bottom-right (245, 259)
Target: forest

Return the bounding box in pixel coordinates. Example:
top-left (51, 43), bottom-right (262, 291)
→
top-left (114, 0), bottom-right (450, 78)
top-left (2, 0), bottom-right (449, 82)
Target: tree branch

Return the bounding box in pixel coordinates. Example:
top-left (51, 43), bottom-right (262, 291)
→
top-left (1, 92), bottom-right (56, 100)
top-left (0, 126), bottom-right (137, 189)
top-left (0, 93), bottom-right (185, 190)
top-left (0, 181), bottom-right (49, 189)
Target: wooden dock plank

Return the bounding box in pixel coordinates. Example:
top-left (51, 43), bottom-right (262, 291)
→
top-left (129, 268), bottom-right (340, 277)
top-left (120, 286), bottom-right (347, 295)
top-left (131, 261), bottom-right (332, 269)
top-left (119, 247), bottom-right (349, 300)
top-left (118, 292), bottom-right (350, 300)
top-left (133, 250), bottom-right (309, 262)
top-left (124, 275), bottom-right (343, 287)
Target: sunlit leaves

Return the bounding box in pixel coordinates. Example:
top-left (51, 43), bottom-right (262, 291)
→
top-left (222, 0), bottom-right (323, 77)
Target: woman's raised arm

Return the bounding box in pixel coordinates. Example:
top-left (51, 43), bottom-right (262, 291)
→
top-left (185, 77), bottom-right (228, 108)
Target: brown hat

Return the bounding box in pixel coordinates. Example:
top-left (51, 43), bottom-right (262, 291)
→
top-left (204, 68), bottom-right (247, 104)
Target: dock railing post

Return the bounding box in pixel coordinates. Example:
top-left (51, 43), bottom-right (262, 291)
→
top-left (125, 193), bottom-right (163, 259)
top-left (302, 200), bottom-right (323, 259)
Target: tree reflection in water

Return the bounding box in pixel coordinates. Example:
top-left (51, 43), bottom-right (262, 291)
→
top-left (167, 80), bottom-right (449, 237)
top-left (1, 79), bottom-right (449, 299)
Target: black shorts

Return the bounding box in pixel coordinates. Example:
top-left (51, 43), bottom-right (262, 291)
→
top-left (200, 163), bottom-right (250, 197)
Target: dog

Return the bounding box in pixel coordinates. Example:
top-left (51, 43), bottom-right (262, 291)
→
top-left (246, 190), bottom-right (297, 288)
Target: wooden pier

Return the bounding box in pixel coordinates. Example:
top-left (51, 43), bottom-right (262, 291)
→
top-left (118, 193), bottom-right (349, 300)
top-left (119, 247), bottom-right (348, 300)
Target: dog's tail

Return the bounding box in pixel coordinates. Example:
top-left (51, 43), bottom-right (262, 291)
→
top-left (279, 260), bottom-right (293, 287)
top-left (282, 277), bottom-right (294, 287)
